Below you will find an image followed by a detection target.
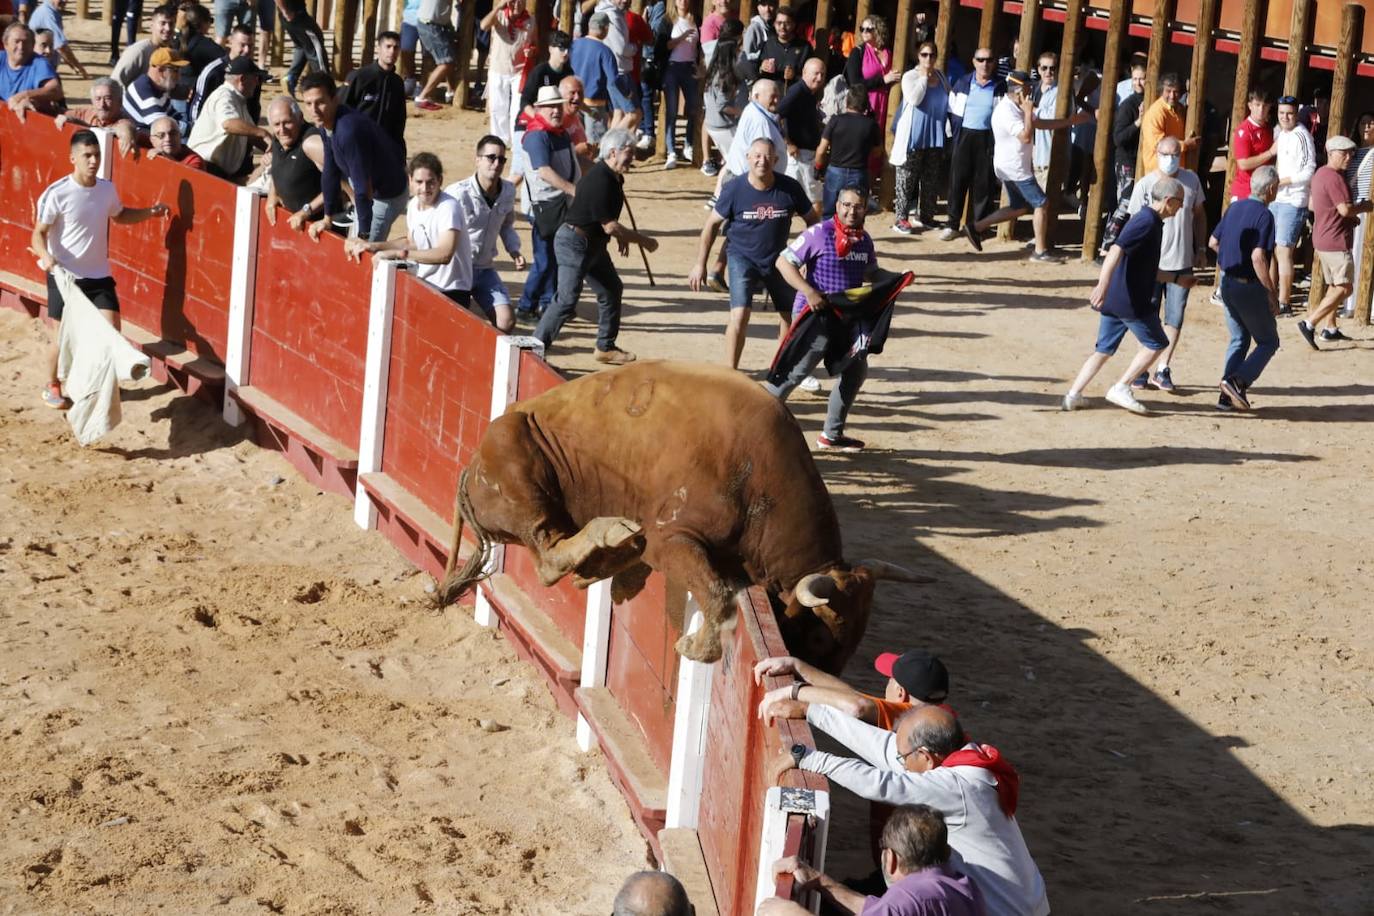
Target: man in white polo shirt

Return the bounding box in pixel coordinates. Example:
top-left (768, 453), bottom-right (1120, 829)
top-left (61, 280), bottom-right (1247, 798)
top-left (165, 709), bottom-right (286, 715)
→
top-left (31, 130), bottom-right (169, 408)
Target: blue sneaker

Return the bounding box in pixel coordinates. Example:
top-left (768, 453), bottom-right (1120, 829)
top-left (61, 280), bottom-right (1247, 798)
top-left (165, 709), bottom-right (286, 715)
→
top-left (1150, 367), bottom-right (1176, 392)
top-left (1129, 371), bottom-right (1149, 391)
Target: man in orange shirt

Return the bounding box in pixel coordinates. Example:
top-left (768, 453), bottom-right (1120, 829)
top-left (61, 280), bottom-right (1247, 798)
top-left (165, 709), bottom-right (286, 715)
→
top-left (1138, 72), bottom-right (1197, 174)
top-left (754, 648), bottom-right (951, 728)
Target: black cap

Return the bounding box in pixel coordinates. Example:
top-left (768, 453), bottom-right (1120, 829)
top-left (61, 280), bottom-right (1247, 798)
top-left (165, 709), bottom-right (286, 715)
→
top-left (1007, 69), bottom-right (1032, 88)
top-left (226, 55), bottom-right (267, 77)
top-left (874, 650), bottom-right (949, 701)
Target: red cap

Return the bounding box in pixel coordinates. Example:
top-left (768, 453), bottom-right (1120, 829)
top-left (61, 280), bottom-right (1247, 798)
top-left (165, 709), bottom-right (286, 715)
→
top-left (874, 652), bottom-right (900, 677)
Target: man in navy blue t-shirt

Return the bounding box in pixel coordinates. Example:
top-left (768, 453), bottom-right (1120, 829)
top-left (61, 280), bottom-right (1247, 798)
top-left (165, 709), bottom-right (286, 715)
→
top-left (687, 136), bottom-right (818, 369)
top-left (1208, 163), bottom-right (1281, 412)
top-left (1063, 176), bottom-right (1184, 415)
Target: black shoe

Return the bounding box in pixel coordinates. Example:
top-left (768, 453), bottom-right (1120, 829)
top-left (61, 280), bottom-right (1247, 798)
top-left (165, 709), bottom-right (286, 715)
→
top-left (1297, 320), bottom-right (1319, 351)
top-left (1220, 377), bottom-right (1251, 411)
top-left (1321, 327), bottom-right (1353, 342)
top-left (1277, 303), bottom-right (1294, 317)
top-left (963, 223), bottom-right (984, 252)
top-left (1216, 393), bottom-right (1234, 412)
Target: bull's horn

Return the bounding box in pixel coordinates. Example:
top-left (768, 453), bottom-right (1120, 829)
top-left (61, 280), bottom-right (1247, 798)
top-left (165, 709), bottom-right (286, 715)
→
top-left (856, 559), bottom-right (936, 584)
top-left (794, 572), bottom-right (838, 608)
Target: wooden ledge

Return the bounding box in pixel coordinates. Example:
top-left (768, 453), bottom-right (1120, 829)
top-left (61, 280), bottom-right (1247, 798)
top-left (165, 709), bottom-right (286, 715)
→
top-left (360, 472), bottom-right (451, 551)
top-left (230, 385), bottom-right (359, 468)
top-left (123, 325), bottom-right (227, 382)
top-left (575, 685), bottom-right (668, 815)
top-left (658, 828), bottom-right (719, 916)
top-left (485, 572), bottom-right (582, 676)
top-left (0, 269), bottom-right (46, 300)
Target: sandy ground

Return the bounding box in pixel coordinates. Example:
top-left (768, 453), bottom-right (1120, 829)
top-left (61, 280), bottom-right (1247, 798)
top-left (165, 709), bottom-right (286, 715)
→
top-left (4, 18), bottom-right (1373, 914)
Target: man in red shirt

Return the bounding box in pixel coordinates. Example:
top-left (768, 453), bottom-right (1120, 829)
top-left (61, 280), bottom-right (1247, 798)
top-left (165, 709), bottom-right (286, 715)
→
top-left (1301, 134), bottom-right (1373, 348)
top-left (1230, 87), bottom-right (1275, 202)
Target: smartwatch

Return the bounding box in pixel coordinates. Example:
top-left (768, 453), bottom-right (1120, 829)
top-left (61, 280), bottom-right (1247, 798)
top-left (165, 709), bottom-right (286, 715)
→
top-left (790, 743), bottom-right (808, 767)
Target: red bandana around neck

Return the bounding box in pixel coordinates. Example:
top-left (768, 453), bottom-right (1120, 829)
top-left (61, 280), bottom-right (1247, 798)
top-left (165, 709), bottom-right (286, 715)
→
top-left (832, 215), bottom-right (865, 258)
top-left (941, 743), bottom-right (1020, 817)
top-left (525, 111), bottom-right (565, 135)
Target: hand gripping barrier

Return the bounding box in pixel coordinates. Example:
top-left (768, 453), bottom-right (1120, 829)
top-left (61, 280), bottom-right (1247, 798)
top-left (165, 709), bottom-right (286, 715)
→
top-left (0, 109), bottom-right (831, 914)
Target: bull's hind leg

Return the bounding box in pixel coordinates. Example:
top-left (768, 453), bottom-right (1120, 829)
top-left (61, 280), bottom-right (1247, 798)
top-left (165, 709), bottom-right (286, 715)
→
top-left (534, 517), bottom-right (646, 588)
top-left (651, 535), bottom-right (737, 664)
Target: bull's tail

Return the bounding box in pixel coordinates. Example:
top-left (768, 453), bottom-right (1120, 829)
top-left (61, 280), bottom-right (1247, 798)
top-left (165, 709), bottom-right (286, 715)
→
top-left (434, 465), bottom-right (496, 607)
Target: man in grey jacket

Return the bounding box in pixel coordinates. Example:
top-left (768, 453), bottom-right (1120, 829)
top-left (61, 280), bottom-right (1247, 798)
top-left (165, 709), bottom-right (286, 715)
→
top-left (775, 704), bottom-right (1048, 916)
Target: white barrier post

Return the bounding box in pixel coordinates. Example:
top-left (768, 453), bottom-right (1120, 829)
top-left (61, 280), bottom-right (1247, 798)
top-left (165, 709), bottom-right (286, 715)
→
top-left (222, 186), bottom-right (265, 427)
top-left (665, 599), bottom-right (714, 829)
top-left (472, 334), bottom-right (544, 627)
top-left (352, 258), bottom-right (401, 529)
top-left (754, 786), bottom-right (831, 914)
top-left (94, 129), bottom-right (114, 180)
top-left (576, 577), bottom-right (614, 751)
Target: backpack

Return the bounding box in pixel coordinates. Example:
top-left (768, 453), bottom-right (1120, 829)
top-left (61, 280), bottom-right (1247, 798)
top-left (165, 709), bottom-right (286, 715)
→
top-left (820, 74), bottom-right (848, 123)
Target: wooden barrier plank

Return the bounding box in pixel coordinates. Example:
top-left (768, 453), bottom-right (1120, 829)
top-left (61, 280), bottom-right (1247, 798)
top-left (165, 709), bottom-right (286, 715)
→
top-left (485, 572), bottom-right (583, 675)
top-left (1082, 0), bottom-right (1129, 260)
top-left (576, 685), bottom-right (670, 813)
top-left (658, 828), bottom-right (720, 916)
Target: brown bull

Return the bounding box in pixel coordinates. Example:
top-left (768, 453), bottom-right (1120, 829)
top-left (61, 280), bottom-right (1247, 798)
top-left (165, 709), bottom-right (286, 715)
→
top-left (437, 360), bottom-right (926, 672)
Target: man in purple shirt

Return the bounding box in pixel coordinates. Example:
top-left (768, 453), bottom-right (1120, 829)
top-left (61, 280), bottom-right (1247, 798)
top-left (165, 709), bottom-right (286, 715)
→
top-left (761, 804), bottom-right (986, 916)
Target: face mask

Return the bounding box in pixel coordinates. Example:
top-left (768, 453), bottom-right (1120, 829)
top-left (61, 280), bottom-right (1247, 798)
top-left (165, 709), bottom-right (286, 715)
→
top-left (1158, 154), bottom-right (1180, 176)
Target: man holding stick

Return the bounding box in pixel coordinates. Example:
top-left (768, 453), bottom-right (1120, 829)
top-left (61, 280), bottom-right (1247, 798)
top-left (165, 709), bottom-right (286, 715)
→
top-left (534, 128), bottom-right (658, 365)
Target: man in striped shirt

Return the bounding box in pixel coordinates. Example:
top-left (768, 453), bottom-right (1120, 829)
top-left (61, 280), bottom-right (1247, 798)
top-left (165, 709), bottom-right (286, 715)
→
top-left (124, 46), bottom-right (187, 134)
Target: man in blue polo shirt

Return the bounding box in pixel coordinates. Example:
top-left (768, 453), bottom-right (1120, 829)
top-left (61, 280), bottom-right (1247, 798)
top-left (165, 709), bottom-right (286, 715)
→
top-left (1062, 177), bottom-right (1184, 415)
top-left (940, 47), bottom-right (1003, 239)
top-left (1208, 164), bottom-right (1281, 412)
top-left (687, 136), bottom-right (817, 369)
top-left (1, 22), bottom-right (63, 116)
top-left (26, 0), bottom-right (89, 81)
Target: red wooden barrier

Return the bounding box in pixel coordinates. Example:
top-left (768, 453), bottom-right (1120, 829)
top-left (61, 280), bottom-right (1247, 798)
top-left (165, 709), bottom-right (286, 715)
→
top-left (606, 574), bottom-right (680, 775)
top-left (0, 114), bottom-right (83, 304)
top-left (107, 151), bottom-right (233, 361)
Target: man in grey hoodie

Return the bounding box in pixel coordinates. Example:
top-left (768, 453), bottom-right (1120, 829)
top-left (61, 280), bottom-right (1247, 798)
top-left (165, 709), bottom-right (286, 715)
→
top-left (774, 704), bottom-right (1049, 916)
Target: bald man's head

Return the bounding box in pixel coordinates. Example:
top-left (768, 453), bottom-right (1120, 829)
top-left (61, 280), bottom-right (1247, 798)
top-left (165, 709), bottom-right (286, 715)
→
top-left (894, 706), bottom-right (965, 773)
top-left (801, 56), bottom-right (826, 92)
top-left (612, 871), bottom-right (692, 916)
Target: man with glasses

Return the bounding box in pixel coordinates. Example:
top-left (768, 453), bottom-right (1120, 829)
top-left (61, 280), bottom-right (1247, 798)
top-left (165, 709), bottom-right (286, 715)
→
top-left (1062, 178), bottom-right (1185, 415)
top-left (123, 46), bottom-right (186, 133)
top-left (940, 47), bottom-right (1003, 241)
top-left (450, 135), bottom-right (526, 333)
top-left (146, 114), bottom-right (205, 168)
top-left (774, 704), bottom-right (1048, 916)
top-left (1031, 51), bottom-right (1060, 193)
top-left (1270, 94), bottom-right (1316, 316)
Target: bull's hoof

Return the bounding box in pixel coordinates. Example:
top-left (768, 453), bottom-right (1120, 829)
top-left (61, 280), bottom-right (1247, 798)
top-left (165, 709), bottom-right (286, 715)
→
top-left (587, 517), bottom-right (644, 550)
top-left (675, 629), bottom-right (723, 665)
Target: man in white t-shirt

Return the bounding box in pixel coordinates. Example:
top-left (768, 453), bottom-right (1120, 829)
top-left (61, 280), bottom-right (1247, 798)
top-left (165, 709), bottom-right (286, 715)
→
top-left (31, 129), bottom-right (170, 409)
top-left (961, 69), bottom-right (1091, 264)
top-left (345, 152), bottom-right (476, 314)
top-left (1124, 135), bottom-right (1207, 394)
top-left (1269, 95), bottom-right (1317, 313)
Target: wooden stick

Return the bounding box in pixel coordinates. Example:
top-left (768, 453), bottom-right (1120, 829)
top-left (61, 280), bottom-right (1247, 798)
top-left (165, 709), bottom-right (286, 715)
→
top-left (1134, 0), bottom-right (1175, 179)
top-left (1319, 3), bottom-right (1367, 321)
top-left (1183, 0), bottom-right (1218, 173)
top-left (1042, 0), bottom-right (1085, 230)
top-left (933, 0), bottom-right (956, 73)
top-left (1358, 213), bottom-right (1374, 327)
top-left (622, 196), bottom-right (656, 287)
top-left (1081, 0), bottom-right (1129, 260)
top-left (333, 0), bottom-right (359, 76)
top-left (880, 0), bottom-right (914, 212)
top-left (977, 0), bottom-right (998, 54)
top-left (360, 0), bottom-right (380, 67)
top-left (1282, 0), bottom-right (1314, 99)
top-left (813, 0), bottom-right (833, 71)
top-left (1220, 0), bottom-right (1268, 222)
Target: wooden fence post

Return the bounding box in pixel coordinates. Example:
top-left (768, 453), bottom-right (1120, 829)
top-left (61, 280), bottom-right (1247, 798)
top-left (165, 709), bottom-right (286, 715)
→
top-left (453, 0), bottom-right (478, 108)
top-left (1041, 0), bottom-right (1085, 232)
top-left (360, 0), bottom-right (380, 65)
top-left (1220, 0), bottom-right (1268, 220)
top-left (813, 0), bottom-right (832, 71)
top-left (977, 0), bottom-right (999, 55)
top-left (1184, 0), bottom-right (1218, 173)
top-left (1134, 0), bottom-right (1175, 179)
top-left (332, 0), bottom-right (359, 76)
top-left (880, 0), bottom-right (914, 211)
top-left (933, 0), bottom-right (956, 73)
top-left (560, 0), bottom-right (574, 36)
top-left (1282, 0), bottom-right (1314, 99)
top-left (1081, 0), bottom-right (1129, 260)
top-left (1315, 3), bottom-right (1367, 320)
top-left (77, 0), bottom-right (89, 21)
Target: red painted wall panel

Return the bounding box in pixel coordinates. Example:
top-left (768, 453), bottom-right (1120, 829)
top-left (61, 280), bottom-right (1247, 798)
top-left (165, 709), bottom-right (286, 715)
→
top-left (249, 208), bottom-right (372, 449)
top-left (107, 151), bottom-right (233, 359)
top-left (380, 271), bottom-right (500, 519)
top-left (604, 575), bottom-right (680, 774)
top-left (502, 545), bottom-right (588, 648)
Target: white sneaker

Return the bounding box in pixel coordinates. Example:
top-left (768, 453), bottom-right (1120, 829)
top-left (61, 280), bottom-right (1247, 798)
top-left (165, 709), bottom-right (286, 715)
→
top-left (1105, 382), bottom-right (1149, 415)
top-left (683, 143), bottom-right (694, 161)
top-left (798, 375), bottom-right (822, 393)
top-left (1061, 392), bottom-right (1087, 411)
top-left (635, 134), bottom-right (653, 151)
top-left (1210, 288), bottom-right (1224, 306)
top-left (938, 228), bottom-right (959, 241)
top-left (664, 153), bottom-right (678, 170)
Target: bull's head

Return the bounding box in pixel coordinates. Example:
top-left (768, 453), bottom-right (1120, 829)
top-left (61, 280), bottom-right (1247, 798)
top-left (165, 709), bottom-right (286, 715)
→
top-left (777, 560), bottom-right (933, 675)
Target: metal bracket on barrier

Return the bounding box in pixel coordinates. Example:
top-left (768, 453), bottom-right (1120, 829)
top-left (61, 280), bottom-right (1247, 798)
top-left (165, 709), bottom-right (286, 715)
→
top-left (575, 577), bottom-right (614, 751)
top-left (666, 602), bottom-right (714, 829)
top-left (754, 785), bottom-right (831, 914)
top-left (353, 258), bottom-right (401, 529)
top-left (473, 334), bottom-right (545, 627)
top-left (222, 185), bottom-right (266, 428)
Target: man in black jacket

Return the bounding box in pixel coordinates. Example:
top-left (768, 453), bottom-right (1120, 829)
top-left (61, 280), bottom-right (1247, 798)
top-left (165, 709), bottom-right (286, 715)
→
top-left (342, 30), bottom-right (407, 156)
top-left (1099, 61), bottom-right (1145, 254)
top-left (746, 5), bottom-right (811, 90)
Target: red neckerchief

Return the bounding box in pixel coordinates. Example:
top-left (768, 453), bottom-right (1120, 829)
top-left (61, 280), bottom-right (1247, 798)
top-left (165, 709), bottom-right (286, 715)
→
top-left (832, 215), bottom-right (865, 258)
top-left (941, 743), bottom-right (1020, 817)
top-left (525, 111), bottom-right (565, 136)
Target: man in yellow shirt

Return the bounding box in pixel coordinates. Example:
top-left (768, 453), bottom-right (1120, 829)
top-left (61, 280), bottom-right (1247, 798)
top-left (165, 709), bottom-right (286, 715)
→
top-left (1139, 72), bottom-right (1197, 174)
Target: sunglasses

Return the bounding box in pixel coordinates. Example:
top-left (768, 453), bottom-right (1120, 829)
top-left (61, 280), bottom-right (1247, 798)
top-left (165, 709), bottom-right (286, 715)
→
top-left (918, 51), bottom-right (933, 58)
top-left (1278, 95), bottom-right (1299, 106)
top-left (974, 56), bottom-right (991, 63)
top-left (480, 153), bottom-right (508, 164)
top-left (860, 25), bottom-right (873, 33)
top-left (1038, 65), bottom-right (1056, 71)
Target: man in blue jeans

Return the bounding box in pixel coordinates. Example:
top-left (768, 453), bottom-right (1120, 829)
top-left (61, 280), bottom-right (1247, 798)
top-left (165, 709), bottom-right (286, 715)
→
top-left (687, 137), bottom-right (817, 369)
top-left (1209, 165), bottom-right (1281, 412)
top-left (1062, 177), bottom-right (1184, 415)
top-left (534, 129), bottom-right (658, 364)
top-left (519, 87), bottom-right (580, 319)
top-left (814, 86), bottom-right (881, 219)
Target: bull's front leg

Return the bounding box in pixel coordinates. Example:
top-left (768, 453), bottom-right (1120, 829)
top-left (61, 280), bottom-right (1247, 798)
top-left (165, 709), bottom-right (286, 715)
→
top-left (651, 534), bottom-right (736, 664)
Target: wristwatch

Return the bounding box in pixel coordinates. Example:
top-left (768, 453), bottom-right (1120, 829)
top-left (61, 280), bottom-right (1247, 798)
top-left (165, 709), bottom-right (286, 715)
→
top-left (790, 743), bottom-right (808, 767)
